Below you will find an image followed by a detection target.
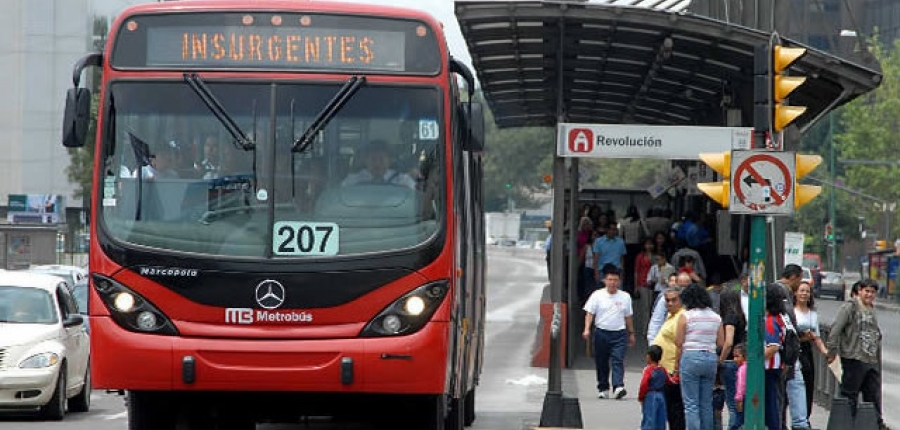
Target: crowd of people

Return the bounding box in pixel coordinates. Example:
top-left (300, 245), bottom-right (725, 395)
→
top-left (580, 261), bottom-right (888, 430)
top-left (566, 206), bottom-right (889, 430)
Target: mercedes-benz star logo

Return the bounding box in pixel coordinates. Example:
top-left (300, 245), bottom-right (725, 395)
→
top-left (255, 280), bottom-right (286, 309)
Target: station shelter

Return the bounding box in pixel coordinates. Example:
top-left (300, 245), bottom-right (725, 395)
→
top-left (455, 0), bottom-right (883, 368)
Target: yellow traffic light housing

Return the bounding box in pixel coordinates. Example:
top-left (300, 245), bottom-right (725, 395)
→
top-left (772, 45), bottom-right (808, 132)
top-left (697, 152), bottom-right (731, 208)
top-left (794, 153), bottom-right (822, 208)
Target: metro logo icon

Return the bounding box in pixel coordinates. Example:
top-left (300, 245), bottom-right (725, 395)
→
top-left (225, 308), bottom-right (254, 324)
top-left (568, 128), bottom-right (593, 153)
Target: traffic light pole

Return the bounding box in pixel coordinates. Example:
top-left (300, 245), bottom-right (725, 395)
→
top-left (744, 43), bottom-right (771, 430)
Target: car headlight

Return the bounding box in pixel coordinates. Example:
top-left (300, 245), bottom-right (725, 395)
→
top-left (360, 280), bottom-right (449, 337)
top-left (19, 352), bottom-right (60, 369)
top-left (92, 274), bottom-right (178, 336)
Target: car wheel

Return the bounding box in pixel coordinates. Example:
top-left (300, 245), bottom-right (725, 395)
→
top-left (69, 362), bottom-right (90, 412)
top-left (40, 367), bottom-right (66, 420)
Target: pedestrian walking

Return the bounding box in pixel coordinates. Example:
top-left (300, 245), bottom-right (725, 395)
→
top-left (674, 283), bottom-right (722, 430)
top-left (733, 343), bottom-right (748, 429)
top-left (640, 345), bottom-right (669, 430)
top-left (826, 279), bottom-right (889, 430)
top-left (652, 286), bottom-right (686, 430)
top-left (771, 264), bottom-right (811, 430)
top-left (583, 264), bottom-right (635, 400)
top-left (793, 280), bottom-right (828, 423)
top-left (718, 289), bottom-right (746, 430)
top-left (764, 284), bottom-right (787, 430)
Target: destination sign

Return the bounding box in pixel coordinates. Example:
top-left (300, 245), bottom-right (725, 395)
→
top-left (111, 13), bottom-right (440, 74)
top-left (147, 27), bottom-right (405, 71)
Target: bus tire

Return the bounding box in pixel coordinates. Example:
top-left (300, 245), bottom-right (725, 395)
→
top-left (463, 389), bottom-right (476, 426)
top-left (399, 395), bottom-right (445, 430)
top-left (127, 391), bottom-right (176, 430)
top-left (446, 395), bottom-right (464, 430)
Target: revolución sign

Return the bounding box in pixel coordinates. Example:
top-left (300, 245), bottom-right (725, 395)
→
top-left (557, 124), bottom-right (752, 160)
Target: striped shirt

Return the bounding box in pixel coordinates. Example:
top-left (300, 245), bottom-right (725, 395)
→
top-left (764, 314), bottom-right (784, 369)
top-left (682, 308), bottom-right (721, 352)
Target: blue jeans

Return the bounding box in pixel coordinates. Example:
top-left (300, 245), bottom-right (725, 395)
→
top-left (593, 328), bottom-right (627, 392)
top-left (721, 361), bottom-right (739, 430)
top-left (785, 364), bottom-right (810, 428)
top-left (680, 350), bottom-right (718, 430)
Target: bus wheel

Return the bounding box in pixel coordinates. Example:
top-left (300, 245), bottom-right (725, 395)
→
top-left (397, 395), bottom-right (445, 430)
top-left (463, 389), bottom-right (476, 426)
top-left (446, 395), bottom-right (465, 430)
top-left (127, 391), bottom-right (175, 430)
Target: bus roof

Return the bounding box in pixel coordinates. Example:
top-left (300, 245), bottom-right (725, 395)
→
top-left (114, 0), bottom-right (445, 33)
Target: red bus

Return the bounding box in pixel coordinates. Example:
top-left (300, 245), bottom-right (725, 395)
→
top-left (61, 1), bottom-right (486, 429)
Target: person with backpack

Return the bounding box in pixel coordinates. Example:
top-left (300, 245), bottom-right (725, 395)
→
top-left (771, 264), bottom-right (811, 430)
top-left (826, 279), bottom-right (888, 430)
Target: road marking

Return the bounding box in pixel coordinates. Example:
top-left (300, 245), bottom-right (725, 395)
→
top-left (506, 375), bottom-right (547, 386)
top-left (103, 412), bottom-right (127, 420)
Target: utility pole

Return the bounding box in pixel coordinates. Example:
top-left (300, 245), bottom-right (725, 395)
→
top-left (829, 112), bottom-right (837, 270)
top-left (744, 43), bottom-right (770, 430)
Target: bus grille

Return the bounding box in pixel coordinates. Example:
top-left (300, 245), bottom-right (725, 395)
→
top-left (0, 348), bottom-right (5, 368)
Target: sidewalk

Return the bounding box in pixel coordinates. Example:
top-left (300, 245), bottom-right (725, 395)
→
top-left (561, 340), bottom-right (832, 430)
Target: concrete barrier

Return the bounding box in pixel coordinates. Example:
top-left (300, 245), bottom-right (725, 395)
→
top-left (532, 291), bottom-right (568, 368)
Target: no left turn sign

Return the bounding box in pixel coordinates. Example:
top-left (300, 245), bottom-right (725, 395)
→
top-left (730, 151), bottom-right (795, 214)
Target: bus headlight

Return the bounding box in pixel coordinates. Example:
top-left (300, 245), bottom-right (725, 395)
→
top-left (92, 274), bottom-right (178, 336)
top-left (404, 296), bottom-right (426, 316)
top-left (114, 292), bottom-right (136, 312)
top-left (361, 280), bottom-right (449, 337)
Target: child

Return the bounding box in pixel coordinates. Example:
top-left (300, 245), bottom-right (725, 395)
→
top-left (639, 345), bottom-right (668, 430)
top-left (733, 343), bottom-right (747, 429)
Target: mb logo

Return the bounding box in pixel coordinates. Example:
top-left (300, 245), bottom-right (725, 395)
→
top-left (225, 308), bottom-right (254, 324)
top-left (568, 129), bottom-right (593, 153)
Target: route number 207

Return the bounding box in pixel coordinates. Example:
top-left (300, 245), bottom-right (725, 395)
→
top-left (273, 222), bottom-right (339, 256)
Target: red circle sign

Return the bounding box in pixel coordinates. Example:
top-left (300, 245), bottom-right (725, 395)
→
top-left (732, 154), bottom-right (792, 211)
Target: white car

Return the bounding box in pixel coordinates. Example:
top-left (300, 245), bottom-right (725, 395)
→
top-left (27, 265), bottom-right (87, 290)
top-left (0, 271), bottom-right (91, 419)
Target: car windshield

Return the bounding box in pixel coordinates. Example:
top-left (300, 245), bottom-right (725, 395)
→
top-left (0, 286), bottom-right (58, 324)
top-left (100, 81), bottom-right (443, 258)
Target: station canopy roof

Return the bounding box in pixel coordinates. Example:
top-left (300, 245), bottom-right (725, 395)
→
top-left (455, 1), bottom-right (882, 129)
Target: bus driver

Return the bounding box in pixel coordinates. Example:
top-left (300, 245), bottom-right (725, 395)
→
top-left (342, 140), bottom-right (416, 189)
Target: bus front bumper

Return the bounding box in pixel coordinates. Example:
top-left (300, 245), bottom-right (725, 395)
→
top-left (90, 317), bottom-right (450, 393)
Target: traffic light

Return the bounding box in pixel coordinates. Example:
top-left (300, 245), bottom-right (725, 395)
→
top-left (794, 153), bottom-right (822, 208)
top-left (824, 222), bottom-right (834, 242)
top-left (697, 151), bottom-right (731, 208)
top-left (505, 183), bottom-right (512, 189)
top-left (772, 45), bottom-right (808, 132)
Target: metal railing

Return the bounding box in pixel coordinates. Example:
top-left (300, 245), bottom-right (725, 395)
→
top-left (812, 325), bottom-right (841, 409)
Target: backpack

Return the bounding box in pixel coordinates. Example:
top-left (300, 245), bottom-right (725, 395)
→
top-left (779, 313), bottom-right (801, 366)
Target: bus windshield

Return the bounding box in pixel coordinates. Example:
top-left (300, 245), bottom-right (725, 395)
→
top-left (100, 80), bottom-right (443, 258)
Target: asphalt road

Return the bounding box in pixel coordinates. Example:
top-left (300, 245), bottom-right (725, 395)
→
top-left (0, 247), bottom-right (550, 430)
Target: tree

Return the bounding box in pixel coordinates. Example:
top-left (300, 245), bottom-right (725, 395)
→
top-left (832, 36), bottom-right (900, 243)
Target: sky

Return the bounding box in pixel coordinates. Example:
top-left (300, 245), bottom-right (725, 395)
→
top-left (91, 0), bottom-right (473, 67)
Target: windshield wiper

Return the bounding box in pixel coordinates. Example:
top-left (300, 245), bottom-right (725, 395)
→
top-left (184, 73), bottom-right (255, 150)
top-left (291, 76), bottom-right (366, 153)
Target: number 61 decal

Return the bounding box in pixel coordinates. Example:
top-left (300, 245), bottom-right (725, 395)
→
top-left (273, 222), bottom-right (340, 256)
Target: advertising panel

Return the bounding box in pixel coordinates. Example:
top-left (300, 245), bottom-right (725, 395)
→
top-left (6, 194), bottom-right (66, 224)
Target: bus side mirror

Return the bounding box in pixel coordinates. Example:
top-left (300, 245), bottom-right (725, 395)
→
top-left (62, 87), bottom-right (91, 148)
top-left (463, 102), bottom-right (485, 152)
